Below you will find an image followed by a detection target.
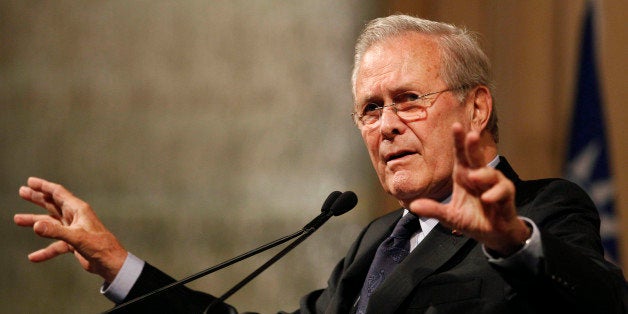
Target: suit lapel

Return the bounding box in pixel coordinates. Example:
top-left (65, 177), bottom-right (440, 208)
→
top-left (496, 156), bottom-right (520, 183)
top-left (366, 223), bottom-right (473, 312)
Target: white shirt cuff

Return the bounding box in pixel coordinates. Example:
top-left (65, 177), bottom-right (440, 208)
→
top-left (483, 217), bottom-right (543, 275)
top-left (100, 252), bottom-right (145, 303)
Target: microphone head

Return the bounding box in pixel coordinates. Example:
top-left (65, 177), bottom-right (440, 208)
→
top-left (321, 191), bottom-right (342, 213)
top-left (330, 191), bottom-right (358, 216)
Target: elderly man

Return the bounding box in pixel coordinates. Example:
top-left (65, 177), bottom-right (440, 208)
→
top-left (14, 14), bottom-right (627, 313)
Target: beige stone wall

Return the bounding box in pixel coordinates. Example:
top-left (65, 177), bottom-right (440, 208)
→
top-left (1, 1), bottom-right (379, 313)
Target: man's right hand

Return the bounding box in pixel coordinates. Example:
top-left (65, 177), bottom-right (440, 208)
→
top-left (14, 177), bottom-right (127, 283)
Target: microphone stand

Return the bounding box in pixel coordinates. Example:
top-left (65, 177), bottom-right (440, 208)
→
top-left (203, 191), bottom-right (357, 313)
top-left (203, 225), bottom-right (319, 313)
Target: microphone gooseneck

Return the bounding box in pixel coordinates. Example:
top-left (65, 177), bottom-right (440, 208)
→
top-left (203, 191), bottom-right (358, 313)
top-left (104, 190), bottom-right (353, 313)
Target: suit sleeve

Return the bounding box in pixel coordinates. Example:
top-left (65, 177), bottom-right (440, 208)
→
top-left (497, 179), bottom-right (628, 313)
top-left (110, 262), bottom-right (237, 314)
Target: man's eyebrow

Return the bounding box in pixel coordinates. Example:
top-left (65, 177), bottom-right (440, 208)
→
top-left (356, 82), bottom-right (425, 104)
top-left (356, 93), bottom-right (382, 105)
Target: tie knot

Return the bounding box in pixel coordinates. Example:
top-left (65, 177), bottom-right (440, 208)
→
top-left (390, 213), bottom-right (420, 239)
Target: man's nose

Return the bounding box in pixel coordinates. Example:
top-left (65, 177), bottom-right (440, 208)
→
top-left (379, 105), bottom-right (404, 136)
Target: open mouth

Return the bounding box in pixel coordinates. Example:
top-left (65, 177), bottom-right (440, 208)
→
top-left (386, 151), bottom-right (415, 163)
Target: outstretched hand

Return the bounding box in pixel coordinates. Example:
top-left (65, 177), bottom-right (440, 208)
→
top-left (409, 123), bottom-right (530, 256)
top-left (14, 177), bottom-right (127, 283)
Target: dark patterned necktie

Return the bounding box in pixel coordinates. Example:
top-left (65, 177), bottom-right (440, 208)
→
top-left (355, 213), bottom-right (421, 314)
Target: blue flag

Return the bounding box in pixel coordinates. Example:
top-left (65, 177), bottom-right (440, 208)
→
top-left (564, 4), bottom-right (617, 262)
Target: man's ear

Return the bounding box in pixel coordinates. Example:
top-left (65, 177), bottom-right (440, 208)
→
top-left (469, 85), bottom-right (492, 132)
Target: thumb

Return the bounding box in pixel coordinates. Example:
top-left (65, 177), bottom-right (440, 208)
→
top-left (409, 198), bottom-right (447, 220)
top-left (33, 220), bottom-right (70, 241)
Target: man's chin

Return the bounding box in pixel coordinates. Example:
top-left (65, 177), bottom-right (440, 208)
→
top-left (386, 185), bottom-right (426, 204)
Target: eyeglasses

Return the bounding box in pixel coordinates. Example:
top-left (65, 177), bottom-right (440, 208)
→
top-left (351, 87), bottom-right (463, 127)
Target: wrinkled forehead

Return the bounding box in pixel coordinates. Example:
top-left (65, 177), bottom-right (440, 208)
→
top-left (354, 34), bottom-right (444, 103)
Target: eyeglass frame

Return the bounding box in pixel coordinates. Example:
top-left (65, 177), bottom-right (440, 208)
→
top-left (351, 86), bottom-right (469, 127)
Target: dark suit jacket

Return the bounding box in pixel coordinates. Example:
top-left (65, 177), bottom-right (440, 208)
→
top-left (114, 157), bottom-right (628, 313)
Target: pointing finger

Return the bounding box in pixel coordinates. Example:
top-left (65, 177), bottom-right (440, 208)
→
top-left (464, 130), bottom-right (483, 168)
top-left (453, 123), bottom-right (470, 167)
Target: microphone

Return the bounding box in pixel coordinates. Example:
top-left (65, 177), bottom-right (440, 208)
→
top-left (104, 190), bottom-right (349, 313)
top-left (203, 191), bottom-right (358, 313)
top-left (302, 190), bottom-right (343, 230)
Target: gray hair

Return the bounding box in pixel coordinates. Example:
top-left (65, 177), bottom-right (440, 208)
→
top-left (352, 14), bottom-right (498, 142)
